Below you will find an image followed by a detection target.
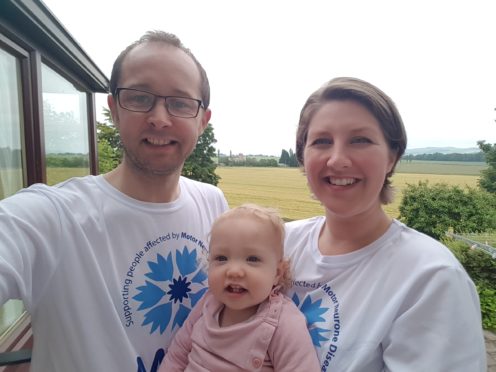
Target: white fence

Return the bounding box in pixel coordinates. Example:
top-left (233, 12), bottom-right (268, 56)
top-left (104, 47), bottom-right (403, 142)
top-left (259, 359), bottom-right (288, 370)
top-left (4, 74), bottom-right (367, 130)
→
top-left (446, 232), bottom-right (496, 259)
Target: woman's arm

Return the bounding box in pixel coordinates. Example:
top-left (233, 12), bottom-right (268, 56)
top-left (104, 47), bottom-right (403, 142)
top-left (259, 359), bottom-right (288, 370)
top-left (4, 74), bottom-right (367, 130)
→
top-left (383, 266), bottom-right (486, 371)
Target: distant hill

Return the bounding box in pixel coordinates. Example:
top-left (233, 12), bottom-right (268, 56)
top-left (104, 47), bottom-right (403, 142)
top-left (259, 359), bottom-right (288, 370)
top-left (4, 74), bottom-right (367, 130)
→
top-left (405, 147), bottom-right (480, 155)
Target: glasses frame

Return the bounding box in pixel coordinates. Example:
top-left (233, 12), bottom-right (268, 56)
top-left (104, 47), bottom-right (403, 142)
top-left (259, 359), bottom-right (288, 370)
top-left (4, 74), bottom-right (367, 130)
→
top-left (115, 87), bottom-right (204, 118)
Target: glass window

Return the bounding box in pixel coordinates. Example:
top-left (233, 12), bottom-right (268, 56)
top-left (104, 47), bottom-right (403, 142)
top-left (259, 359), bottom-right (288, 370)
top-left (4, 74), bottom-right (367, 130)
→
top-left (0, 47), bottom-right (26, 338)
top-left (0, 48), bottom-right (24, 199)
top-left (41, 64), bottom-right (90, 185)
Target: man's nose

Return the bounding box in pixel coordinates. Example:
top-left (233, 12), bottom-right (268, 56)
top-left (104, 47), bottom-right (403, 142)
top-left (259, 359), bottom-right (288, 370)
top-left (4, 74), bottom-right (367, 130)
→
top-left (147, 98), bottom-right (173, 128)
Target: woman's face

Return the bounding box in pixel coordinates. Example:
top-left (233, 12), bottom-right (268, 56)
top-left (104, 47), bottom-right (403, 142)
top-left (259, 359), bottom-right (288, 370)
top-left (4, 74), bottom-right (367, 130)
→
top-left (303, 100), bottom-right (395, 220)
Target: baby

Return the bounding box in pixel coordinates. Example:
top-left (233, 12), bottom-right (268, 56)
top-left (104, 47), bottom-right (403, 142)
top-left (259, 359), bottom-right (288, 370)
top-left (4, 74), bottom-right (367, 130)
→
top-left (159, 204), bottom-right (319, 371)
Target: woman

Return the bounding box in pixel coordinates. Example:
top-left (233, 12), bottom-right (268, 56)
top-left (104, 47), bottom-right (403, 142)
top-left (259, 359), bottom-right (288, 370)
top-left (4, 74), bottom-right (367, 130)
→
top-left (284, 77), bottom-right (486, 371)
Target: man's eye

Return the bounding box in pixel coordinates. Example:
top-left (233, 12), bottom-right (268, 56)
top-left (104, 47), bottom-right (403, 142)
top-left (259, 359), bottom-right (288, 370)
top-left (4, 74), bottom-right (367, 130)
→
top-left (130, 94), bottom-right (152, 104)
top-left (170, 101), bottom-right (187, 109)
top-left (168, 98), bottom-right (193, 110)
top-left (247, 256), bottom-right (260, 262)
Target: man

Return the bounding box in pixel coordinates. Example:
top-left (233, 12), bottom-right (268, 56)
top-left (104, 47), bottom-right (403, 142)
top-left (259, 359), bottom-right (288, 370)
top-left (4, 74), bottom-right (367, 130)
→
top-left (0, 31), bottom-right (228, 372)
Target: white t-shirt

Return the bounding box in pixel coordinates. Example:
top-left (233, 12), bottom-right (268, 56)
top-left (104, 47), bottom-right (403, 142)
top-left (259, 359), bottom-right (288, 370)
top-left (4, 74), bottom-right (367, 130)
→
top-left (284, 216), bottom-right (486, 372)
top-left (0, 175), bottom-right (228, 372)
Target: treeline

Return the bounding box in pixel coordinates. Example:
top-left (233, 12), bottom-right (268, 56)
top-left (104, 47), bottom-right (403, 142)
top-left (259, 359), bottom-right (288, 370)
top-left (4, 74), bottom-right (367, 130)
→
top-left (402, 152), bottom-right (484, 162)
top-left (1, 147), bottom-right (89, 168)
top-left (46, 153), bottom-right (89, 168)
top-left (217, 148), bottom-right (300, 168)
top-left (218, 156), bottom-right (279, 167)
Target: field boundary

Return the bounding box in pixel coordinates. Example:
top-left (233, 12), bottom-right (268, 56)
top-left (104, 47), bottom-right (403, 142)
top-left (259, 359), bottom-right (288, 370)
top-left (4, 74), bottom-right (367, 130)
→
top-left (446, 232), bottom-right (496, 259)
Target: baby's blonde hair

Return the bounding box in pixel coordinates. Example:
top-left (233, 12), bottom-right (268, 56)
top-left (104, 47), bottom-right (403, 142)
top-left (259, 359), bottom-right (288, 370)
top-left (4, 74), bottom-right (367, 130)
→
top-left (210, 204), bottom-right (292, 291)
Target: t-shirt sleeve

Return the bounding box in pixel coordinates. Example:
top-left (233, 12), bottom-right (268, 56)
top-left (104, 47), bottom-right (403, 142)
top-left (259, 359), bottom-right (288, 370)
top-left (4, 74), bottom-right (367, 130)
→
top-left (0, 189), bottom-right (62, 311)
top-left (383, 266), bottom-right (486, 371)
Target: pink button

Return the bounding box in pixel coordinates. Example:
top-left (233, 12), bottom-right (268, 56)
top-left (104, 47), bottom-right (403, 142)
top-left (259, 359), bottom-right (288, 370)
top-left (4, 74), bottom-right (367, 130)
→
top-left (252, 357), bottom-right (262, 368)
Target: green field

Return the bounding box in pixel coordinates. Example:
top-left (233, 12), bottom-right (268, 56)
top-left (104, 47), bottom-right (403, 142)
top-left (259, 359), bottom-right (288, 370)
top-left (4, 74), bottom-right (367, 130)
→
top-left (216, 161), bottom-right (483, 221)
top-left (396, 160), bottom-right (486, 175)
top-left (47, 167), bottom-right (90, 185)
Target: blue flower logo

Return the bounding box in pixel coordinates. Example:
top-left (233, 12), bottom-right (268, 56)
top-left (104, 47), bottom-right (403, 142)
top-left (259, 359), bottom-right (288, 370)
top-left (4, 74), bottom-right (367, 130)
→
top-left (133, 246), bottom-right (207, 334)
top-left (292, 293), bottom-right (331, 346)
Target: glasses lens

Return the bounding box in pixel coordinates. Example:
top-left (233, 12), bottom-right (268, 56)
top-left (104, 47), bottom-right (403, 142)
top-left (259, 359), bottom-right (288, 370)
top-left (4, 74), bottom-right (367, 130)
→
top-left (119, 89), bottom-right (154, 112)
top-left (166, 97), bottom-right (200, 118)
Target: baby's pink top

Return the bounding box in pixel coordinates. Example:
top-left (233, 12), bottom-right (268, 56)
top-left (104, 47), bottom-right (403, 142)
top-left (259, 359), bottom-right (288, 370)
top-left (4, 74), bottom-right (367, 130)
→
top-left (159, 290), bottom-right (320, 371)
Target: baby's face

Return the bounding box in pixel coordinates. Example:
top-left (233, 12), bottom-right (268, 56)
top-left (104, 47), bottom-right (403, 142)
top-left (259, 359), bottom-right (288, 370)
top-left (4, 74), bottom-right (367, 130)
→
top-left (207, 215), bottom-right (282, 317)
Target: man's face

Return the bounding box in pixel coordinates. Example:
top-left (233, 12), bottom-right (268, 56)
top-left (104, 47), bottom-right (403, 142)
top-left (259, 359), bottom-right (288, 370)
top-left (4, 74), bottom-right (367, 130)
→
top-left (108, 42), bottom-right (210, 177)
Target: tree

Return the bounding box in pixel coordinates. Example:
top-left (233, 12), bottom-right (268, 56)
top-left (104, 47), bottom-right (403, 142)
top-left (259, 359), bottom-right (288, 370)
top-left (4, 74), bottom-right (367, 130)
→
top-left (279, 149), bottom-right (298, 167)
top-left (182, 123), bottom-right (220, 185)
top-left (96, 108), bottom-right (121, 173)
top-left (478, 140), bottom-right (496, 193)
top-left (279, 149), bottom-right (290, 165)
top-left (288, 148), bottom-right (298, 167)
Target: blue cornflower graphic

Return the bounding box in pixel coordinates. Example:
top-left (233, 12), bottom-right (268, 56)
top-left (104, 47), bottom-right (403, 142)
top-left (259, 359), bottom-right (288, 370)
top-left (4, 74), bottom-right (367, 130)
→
top-left (167, 276), bottom-right (191, 303)
top-left (292, 293), bottom-right (331, 346)
top-left (133, 246), bottom-right (207, 334)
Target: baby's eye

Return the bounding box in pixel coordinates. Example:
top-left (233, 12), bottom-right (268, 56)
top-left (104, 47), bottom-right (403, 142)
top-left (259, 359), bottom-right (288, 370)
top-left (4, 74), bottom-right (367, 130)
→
top-left (247, 256), bottom-right (260, 262)
top-left (213, 255), bottom-right (227, 262)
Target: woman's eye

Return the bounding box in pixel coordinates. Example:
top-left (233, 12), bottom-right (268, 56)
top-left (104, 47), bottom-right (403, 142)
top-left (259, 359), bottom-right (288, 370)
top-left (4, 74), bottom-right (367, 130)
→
top-left (310, 138), bottom-right (332, 146)
top-left (351, 137), bottom-right (372, 144)
top-left (247, 256), bottom-right (260, 262)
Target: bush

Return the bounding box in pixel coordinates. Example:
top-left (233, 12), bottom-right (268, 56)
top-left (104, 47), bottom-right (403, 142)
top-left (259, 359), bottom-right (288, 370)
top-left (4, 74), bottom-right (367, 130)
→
top-left (445, 239), bottom-right (496, 330)
top-left (478, 283), bottom-right (496, 330)
top-left (399, 181), bottom-right (496, 240)
top-left (478, 140), bottom-right (496, 193)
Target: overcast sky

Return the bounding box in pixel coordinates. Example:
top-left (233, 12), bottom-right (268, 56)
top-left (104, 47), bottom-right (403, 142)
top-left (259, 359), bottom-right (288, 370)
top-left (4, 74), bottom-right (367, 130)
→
top-left (43, 0), bottom-right (496, 156)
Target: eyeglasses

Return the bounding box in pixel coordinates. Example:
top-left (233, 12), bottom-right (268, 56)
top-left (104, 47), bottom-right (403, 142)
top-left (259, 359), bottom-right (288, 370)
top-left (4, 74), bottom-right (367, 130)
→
top-left (116, 88), bottom-right (203, 118)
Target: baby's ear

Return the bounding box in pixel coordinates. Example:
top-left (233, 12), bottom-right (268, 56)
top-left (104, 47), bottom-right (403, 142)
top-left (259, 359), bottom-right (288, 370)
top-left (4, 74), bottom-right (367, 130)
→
top-left (275, 258), bottom-right (291, 290)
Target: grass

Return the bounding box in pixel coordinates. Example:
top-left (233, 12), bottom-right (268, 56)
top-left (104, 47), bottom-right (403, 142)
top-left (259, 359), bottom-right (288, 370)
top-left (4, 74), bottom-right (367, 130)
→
top-left (216, 162), bottom-right (482, 221)
top-left (46, 167), bottom-right (90, 186)
top-left (396, 160), bottom-right (486, 175)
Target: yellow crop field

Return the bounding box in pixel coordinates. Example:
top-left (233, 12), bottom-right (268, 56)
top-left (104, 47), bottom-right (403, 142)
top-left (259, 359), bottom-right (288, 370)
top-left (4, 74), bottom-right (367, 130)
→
top-left (216, 167), bottom-right (324, 221)
top-left (216, 167), bottom-right (480, 221)
top-left (42, 165), bottom-right (481, 221)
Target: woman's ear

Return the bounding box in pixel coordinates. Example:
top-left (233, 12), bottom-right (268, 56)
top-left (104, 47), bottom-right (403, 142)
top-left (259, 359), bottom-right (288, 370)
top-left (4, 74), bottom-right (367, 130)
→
top-left (387, 149), bottom-right (398, 175)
